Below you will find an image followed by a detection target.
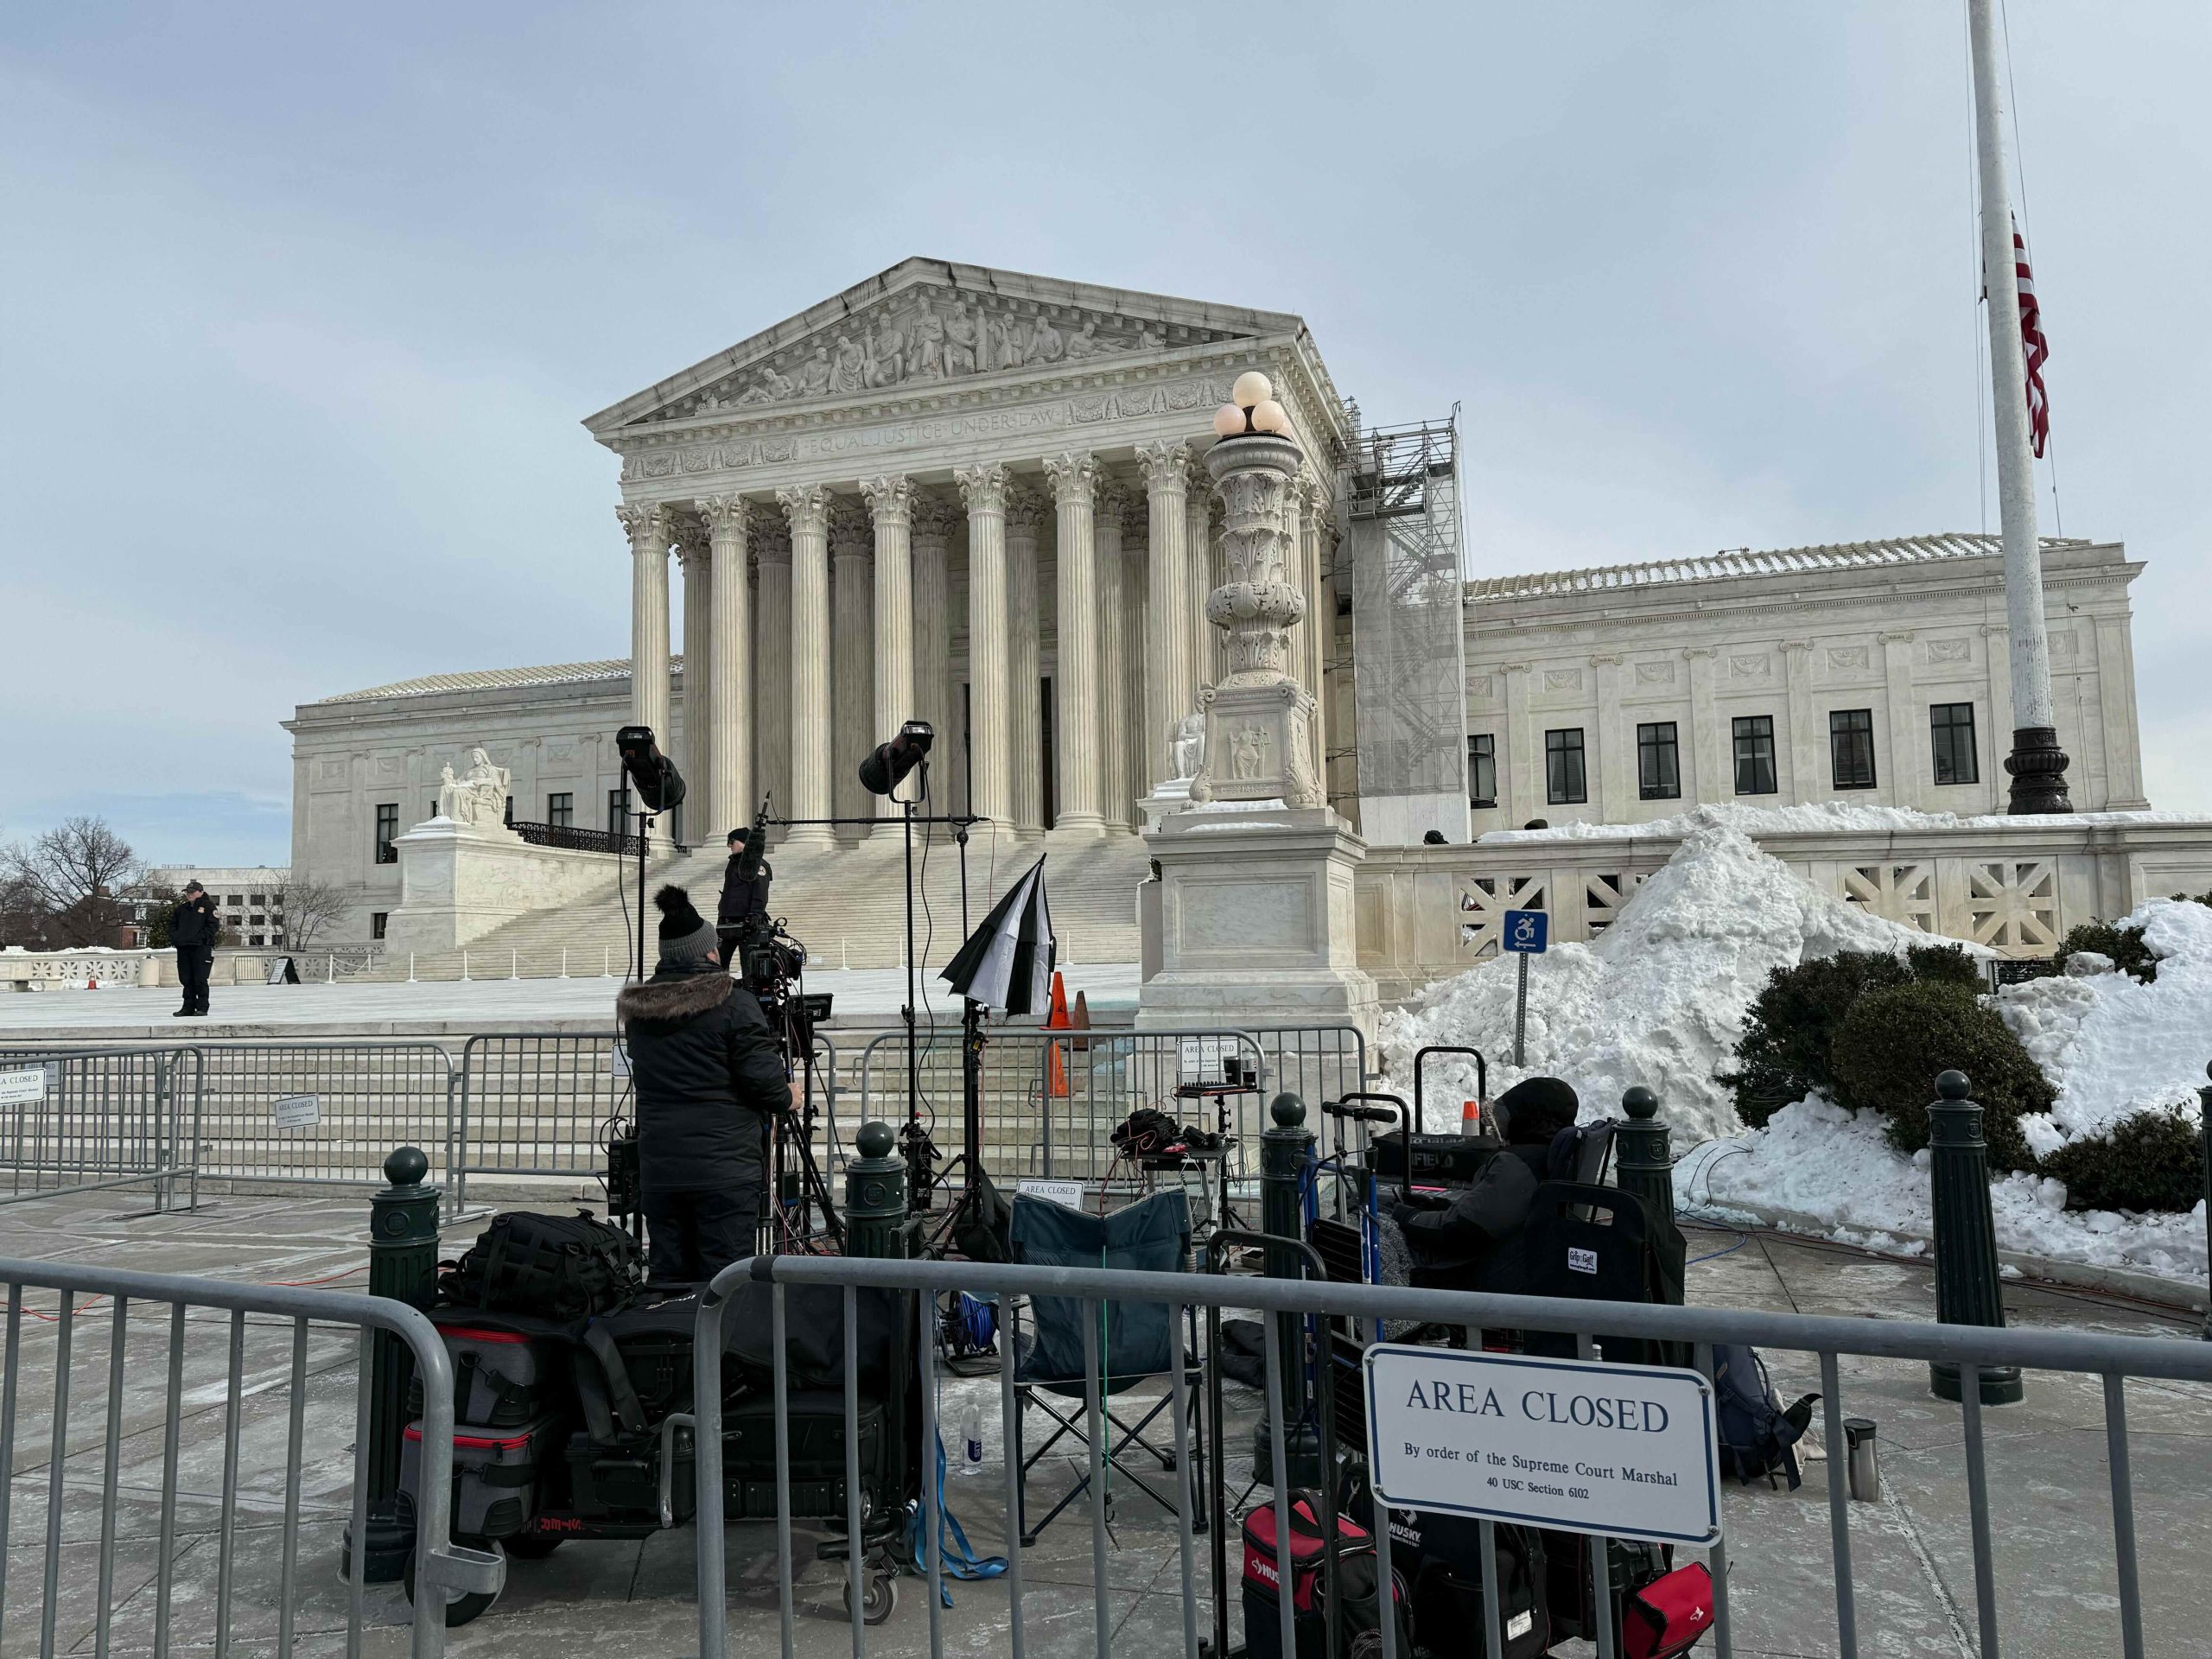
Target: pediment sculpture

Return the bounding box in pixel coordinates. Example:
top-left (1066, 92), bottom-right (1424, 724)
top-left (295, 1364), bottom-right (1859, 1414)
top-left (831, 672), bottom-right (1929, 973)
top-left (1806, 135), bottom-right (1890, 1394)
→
top-left (655, 287), bottom-right (1249, 421)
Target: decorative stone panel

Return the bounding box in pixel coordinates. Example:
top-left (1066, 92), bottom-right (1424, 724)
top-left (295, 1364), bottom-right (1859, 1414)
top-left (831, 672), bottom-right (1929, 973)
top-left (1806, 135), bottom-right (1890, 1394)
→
top-left (1457, 874), bottom-right (1547, 959)
top-left (1839, 862), bottom-right (1936, 933)
top-left (1965, 861), bottom-right (2061, 951)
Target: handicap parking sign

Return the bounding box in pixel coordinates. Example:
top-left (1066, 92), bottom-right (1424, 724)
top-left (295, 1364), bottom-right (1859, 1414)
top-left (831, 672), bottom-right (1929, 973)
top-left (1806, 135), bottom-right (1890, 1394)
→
top-left (1502, 909), bottom-right (1548, 954)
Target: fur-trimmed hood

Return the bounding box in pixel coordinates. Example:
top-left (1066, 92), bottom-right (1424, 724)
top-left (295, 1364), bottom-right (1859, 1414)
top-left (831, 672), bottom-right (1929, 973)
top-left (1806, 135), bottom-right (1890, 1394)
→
top-left (616, 969), bottom-right (734, 1024)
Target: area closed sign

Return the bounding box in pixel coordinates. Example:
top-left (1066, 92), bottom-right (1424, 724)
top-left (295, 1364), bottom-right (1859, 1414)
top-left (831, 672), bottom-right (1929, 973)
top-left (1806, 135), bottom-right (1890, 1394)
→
top-left (0, 1069), bottom-right (44, 1106)
top-left (1365, 1344), bottom-right (1721, 1544)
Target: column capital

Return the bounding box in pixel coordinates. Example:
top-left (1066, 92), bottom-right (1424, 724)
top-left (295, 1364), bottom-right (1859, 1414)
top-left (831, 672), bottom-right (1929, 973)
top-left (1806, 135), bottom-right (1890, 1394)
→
top-left (1004, 480), bottom-right (1050, 535)
top-left (1043, 451), bottom-right (1100, 506)
top-left (1588, 652), bottom-right (1624, 666)
top-left (696, 493), bottom-right (751, 539)
top-left (616, 501), bottom-right (669, 553)
top-left (671, 515), bottom-right (711, 566)
top-left (1136, 439), bottom-right (1192, 494)
top-left (1878, 628), bottom-right (1917, 645)
top-left (748, 505), bottom-right (791, 563)
top-left (1683, 645), bottom-right (1720, 661)
top-left (1095, 474), bottom-right (1129, 523)
top-left (1500, 661), bottom-right (1533, 676)
top-left (955, 461), bottom-right (1010, 515)
top-left (1780, 638), bottom-right (1816, 655)
top-left (1118, 488), bottom-right (1151, 541)
top-left (776, 483), bottom-right (830, 535)
top-left (910, 490), bottom-right (960, 543)
top-left (828, 496), bottom-right (872, 559)
top-left (859, 474), bottom-right (915, 529)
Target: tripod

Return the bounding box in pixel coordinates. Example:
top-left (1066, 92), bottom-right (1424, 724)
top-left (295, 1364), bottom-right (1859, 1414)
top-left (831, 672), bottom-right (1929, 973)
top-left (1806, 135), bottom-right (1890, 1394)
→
top-left (758, 969), bottom-right (844, 1251)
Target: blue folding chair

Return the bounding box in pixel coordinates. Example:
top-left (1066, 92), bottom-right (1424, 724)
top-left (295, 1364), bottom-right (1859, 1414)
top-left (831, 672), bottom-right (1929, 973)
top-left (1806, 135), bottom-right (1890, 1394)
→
top-left (1007, 1189), bottom-right (1207, 1546)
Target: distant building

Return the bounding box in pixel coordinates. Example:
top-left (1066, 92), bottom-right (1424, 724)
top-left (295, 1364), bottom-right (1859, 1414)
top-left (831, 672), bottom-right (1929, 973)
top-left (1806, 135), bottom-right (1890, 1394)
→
top-left (140, 866), bottom-right (293, 948)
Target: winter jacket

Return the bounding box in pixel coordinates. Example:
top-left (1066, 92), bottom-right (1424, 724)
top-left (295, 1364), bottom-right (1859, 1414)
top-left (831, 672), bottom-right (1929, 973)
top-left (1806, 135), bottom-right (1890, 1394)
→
top-left (1390, 1141), bottom-right (1549, 1286)
top-left (168, 897), bottom-right (220, 950)
top-left (716, 853), bottom-right (772, 928)
top-left (616, 967), bottom-right (791, 1192)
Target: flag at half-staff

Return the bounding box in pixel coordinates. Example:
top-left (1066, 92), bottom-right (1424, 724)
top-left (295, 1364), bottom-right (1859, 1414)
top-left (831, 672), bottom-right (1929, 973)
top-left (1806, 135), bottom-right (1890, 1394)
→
top-left (939, 854), bottom-right (1055, 1015)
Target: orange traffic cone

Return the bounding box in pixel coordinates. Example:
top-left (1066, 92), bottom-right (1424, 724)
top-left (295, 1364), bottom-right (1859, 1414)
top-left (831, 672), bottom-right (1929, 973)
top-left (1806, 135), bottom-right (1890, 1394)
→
top-left (1045, 970), bottom-right (1072, 1098)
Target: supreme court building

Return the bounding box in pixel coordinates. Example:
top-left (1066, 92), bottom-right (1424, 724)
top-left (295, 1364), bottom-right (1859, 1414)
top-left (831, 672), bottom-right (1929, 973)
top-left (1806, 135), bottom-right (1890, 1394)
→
top-left (287, 258), bottom-right (2152, 947)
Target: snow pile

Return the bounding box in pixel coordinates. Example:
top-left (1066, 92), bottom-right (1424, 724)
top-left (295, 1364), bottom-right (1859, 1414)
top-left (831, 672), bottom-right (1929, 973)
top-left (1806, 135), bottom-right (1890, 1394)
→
top-left (1479, 801), bottom-right (2212, 844)
top-left (1686, 1096), bottom-right (2209, 1285)
top-left (1995, 897), bottom-right (2212, 1156)
top-left (1380, 808), bottom-right (1945, 1141)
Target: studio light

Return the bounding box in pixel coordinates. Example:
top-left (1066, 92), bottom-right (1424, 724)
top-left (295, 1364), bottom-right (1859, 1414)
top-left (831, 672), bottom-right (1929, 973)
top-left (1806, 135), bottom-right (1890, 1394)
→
top-left (615, 725), bottom-right (687, 812)
top-left (859, 719), bottom-right (934, 797)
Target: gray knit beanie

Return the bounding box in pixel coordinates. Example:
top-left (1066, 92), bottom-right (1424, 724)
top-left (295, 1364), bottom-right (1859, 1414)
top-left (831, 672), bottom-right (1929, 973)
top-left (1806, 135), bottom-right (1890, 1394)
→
top-left (652, 885), bottom-right (717, 969)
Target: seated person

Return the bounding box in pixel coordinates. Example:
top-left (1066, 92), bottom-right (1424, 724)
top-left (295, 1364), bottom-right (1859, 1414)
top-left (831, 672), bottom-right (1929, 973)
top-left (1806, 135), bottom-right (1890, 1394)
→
top-left (1389, 1077), bottom-right (1580, 1291)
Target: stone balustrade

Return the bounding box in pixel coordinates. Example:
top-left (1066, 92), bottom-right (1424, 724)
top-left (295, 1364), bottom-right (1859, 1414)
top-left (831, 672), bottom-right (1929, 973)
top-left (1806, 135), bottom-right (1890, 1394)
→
top-left (1353, 813), bottom-right (2212, 1004)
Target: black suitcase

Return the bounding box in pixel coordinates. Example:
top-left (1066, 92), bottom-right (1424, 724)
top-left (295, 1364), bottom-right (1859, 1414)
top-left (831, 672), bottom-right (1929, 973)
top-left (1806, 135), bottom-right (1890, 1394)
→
top-left (721, 1388), bottom-right (889, 1521)
top-left (399, 1413), bottom-right (562, 1541)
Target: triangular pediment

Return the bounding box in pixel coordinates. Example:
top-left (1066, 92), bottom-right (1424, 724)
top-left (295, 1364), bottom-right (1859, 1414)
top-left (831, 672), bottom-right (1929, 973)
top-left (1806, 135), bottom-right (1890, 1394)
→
top-left (586, 257), bottom-right (1303, 435)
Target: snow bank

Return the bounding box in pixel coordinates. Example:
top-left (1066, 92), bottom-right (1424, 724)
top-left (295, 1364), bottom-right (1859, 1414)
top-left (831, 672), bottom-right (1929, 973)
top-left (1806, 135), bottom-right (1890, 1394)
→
top-left (1478, 801), bottom-right (2212, 844)
top-left (1379, 810), bottom-right (1945, 1141)
top-left (1685, 1096), bottom-right (2209, 1286)
top-left (1996, 897), bottom-right (2212, 1156)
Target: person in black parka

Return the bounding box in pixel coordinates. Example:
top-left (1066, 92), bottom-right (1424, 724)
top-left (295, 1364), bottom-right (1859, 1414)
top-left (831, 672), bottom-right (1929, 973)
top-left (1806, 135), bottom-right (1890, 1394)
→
top-left (168, 880), bottom-right (221, 1016)
top-left (1390, 1076), bottom-right (1581, 1292)
top-left (616, 885), bottom-right (792, 1283)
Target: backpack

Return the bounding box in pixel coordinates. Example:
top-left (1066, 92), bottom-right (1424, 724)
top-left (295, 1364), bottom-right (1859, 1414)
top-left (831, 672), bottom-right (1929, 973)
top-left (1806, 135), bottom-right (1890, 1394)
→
top-left (1711, 1344), bottom-right (1818, 1489)
top-left (437, 1211), bottom-right (645, 1322)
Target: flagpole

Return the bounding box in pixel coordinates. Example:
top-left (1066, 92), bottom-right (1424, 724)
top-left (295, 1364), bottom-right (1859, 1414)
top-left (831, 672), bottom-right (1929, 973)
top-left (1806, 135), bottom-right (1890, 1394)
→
top-left (1968, 0), bottom-right (2071, 811)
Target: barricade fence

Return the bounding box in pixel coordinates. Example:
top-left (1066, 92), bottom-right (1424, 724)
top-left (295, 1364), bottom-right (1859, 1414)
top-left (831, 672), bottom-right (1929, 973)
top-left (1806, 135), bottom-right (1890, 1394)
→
top-left (0, 1047), bottom-right (201, 1211)
top-left (192, 1040), bottom-right (459, 1189)
top-left (0, 1253), bottom-right (487, 1659)
top-left (692, 1253), bottom-right (2212, 1659)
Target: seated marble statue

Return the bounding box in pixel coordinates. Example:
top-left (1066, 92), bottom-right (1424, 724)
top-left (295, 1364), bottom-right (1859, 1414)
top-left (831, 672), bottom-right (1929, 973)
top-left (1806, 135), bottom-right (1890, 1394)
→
top-left (1168, 711), bottom-right (1206, 781)
top-left (436, 747), bottom-right (511, 828)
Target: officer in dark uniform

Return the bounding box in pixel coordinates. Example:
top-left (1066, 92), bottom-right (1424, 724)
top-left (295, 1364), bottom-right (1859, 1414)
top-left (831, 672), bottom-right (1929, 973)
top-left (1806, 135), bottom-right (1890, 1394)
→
top-left (168, 880), bottom-right (220, 1017)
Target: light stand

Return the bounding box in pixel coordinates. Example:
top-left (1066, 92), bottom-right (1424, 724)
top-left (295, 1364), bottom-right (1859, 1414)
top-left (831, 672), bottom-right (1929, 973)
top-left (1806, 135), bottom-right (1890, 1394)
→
top-left (629, 806), bottom-right (656, 982)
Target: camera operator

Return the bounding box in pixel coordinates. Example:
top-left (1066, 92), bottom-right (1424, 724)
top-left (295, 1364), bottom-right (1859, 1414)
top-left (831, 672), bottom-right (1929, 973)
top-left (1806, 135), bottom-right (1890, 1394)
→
top-left (615, 885), bottom-right (791, 1282)
top-left (715, 825), bottom-right (772, 963)
top-left (168, 880), bottom-right (220, 1017)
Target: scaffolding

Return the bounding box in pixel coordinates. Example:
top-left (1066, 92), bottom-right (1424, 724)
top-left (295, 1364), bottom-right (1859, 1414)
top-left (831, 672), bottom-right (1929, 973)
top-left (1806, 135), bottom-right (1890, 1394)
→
top-left (1339, 411), bottom-right (1470, 844)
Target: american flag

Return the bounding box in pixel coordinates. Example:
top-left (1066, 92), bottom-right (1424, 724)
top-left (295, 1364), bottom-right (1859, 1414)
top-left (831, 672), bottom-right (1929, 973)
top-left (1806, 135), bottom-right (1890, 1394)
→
top-left (2012, 219), bottom-right (2050, 457)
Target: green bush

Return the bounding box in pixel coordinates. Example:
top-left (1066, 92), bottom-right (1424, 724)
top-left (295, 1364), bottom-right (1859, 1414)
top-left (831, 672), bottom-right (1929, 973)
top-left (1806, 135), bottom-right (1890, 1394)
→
top-left (1906, 942), bottom-right (1985, 989)
top-left (1829, 981), bottom-right (2050, 1171)
top-left (2043, 1109), bottom-right (2205, 1213)
top-left (1720, 952), bottom-right (1912, 1128)
top-left (2054, 919), bottom-right (2159, 983)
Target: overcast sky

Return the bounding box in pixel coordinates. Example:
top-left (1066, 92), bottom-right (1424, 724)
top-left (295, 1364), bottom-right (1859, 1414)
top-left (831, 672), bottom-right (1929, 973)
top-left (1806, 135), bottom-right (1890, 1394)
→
top-left (4, 3), bottom-right (2206, 866)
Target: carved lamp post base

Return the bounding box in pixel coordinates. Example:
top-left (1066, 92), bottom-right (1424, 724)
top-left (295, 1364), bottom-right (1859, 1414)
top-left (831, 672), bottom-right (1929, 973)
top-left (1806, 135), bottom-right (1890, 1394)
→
top-left (2004, 725), bottom-right (2073, 814)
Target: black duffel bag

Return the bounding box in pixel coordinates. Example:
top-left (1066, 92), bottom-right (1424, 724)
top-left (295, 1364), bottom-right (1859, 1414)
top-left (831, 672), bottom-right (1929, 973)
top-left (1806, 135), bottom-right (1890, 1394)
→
top-left (721, 1279), bottom-right (907, 1395)
top-left (439, 1211), bottom-right (645, 1321)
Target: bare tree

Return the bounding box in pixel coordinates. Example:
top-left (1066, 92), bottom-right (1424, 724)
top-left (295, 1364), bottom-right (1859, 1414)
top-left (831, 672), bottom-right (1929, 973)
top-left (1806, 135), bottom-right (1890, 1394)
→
top-left (266, 875), bottom-right (353, 950)
top-left (0, 817), bottom-right (143, 946)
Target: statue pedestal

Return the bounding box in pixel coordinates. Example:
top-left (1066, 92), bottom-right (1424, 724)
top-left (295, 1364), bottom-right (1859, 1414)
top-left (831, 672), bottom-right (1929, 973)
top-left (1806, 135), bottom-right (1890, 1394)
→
top-left (384, 817), bottom-right (607, 955)
top-left (1135, 804), bottom-right (1378, 1036)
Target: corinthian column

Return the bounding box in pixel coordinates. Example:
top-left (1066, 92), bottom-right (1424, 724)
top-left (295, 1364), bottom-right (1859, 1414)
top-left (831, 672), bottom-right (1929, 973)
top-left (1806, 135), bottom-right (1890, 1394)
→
top-left (1004, 480), bottom-right (1048, 834)
top-left (674, 516), bottom-right (712, 843)
top-left (617, 502), bottom-right (671, 743)
top-left (910, 493), bottom-right (957, 782)
top-left (956, 464), bottom-right (1013, 830)
top-left (830, 498), bottom-right (874, 841)
top-left (1122, 491), bottom-right (1151, 821)
top-left (1136, 441), bottom-right (1192, 788)
top-left (1094, 477), bottom-right (1130, 830)
top-left (861, 475), bottom-right (916, 819)
top-left (696, 494), bottom-right (752, 836)
top-left (751, 507), bottom-right (792, 830)
top-left (1187, 472), bottom-right (1218, 695)
top-left (1296, 470), bottom-right (1329, 779)
top-left (778, 485), bottom-right (835, 848)
top-left (1044, 452), bottom-right (1104, 836)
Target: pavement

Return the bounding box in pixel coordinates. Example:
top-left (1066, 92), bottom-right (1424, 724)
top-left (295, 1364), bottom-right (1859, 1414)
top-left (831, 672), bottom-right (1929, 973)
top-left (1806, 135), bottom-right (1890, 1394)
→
top-left (0, 965), bottom-right (1144, 1044)
top-left (0, 1188), bottom-right (2205, 1657)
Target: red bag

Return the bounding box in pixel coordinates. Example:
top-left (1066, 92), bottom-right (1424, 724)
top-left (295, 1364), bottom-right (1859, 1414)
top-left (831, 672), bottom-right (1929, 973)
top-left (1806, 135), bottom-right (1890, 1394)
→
top-left (1623, 1562), bottom-right (1714, 1658)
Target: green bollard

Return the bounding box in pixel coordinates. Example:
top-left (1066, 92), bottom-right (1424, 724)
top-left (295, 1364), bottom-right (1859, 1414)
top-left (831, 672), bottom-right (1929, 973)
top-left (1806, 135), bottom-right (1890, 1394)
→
top-left (844, 1121), bottom-right (908, 1261)
top-left (343, 1146), bottom-right (441, 1582)
top-left (1926, 1072), bottom-right (2024, 1405)
top-left (1613, 1085), bottom-right (1675, 1236)
top-left (1253, 1092), bottom-right (1322, 1484)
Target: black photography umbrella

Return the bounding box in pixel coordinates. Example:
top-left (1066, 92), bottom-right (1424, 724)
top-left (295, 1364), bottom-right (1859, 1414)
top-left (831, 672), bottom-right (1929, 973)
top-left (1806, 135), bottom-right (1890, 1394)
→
top-left (938, 853), bottom-right (1055, 1014)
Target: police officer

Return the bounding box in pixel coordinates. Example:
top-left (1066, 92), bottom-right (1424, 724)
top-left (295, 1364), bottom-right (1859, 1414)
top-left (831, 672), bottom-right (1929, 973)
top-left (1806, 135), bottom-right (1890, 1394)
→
top-left (615, 885), bottom-right (791, 1281)
top-left (168, 880), bottom-right (220, 1017)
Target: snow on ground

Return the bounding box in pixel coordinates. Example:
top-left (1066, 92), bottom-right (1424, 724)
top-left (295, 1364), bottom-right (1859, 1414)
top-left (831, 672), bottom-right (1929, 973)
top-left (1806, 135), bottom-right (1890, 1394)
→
top-left (1478, 800), bottom-right (2212, 843)
top-left (1378, 810), bottom-right (1942, 1141)
top-left (1995, 897), bottom-right (2212, 1155)
top-left (1682, 1095), bottom-right (2209, 1285)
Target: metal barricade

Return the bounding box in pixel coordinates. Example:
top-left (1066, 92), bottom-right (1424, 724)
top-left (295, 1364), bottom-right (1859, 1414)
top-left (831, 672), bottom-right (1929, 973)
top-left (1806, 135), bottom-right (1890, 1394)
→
top-left (692, 1253), bottom-right (2212, 1659)
top-left (0, 1253), bottom-right (494, 1658)
top-left (190, 1041), bottom-right (459, 1190)
top-left (0, 1046), bottom-right (202, 1211)
top-left (454, 1033), bottom-right (624, 1211)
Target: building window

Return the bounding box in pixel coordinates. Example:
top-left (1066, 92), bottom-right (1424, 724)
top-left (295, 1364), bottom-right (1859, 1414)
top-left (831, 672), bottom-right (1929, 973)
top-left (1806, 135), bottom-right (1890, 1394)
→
top-left (226, 894), bottom-right (243, 907)
top-left (1830, 708), bottom-right (1878, 790)
top-left (1637, 722), bottom-right (1681, 800)
top-left (1732, 716), bottom-right (1777, 796)
top-left (1544, 728), bottom-right (1587, 805)
top-left (1931, 702), bottom-right (1979, 785)
top-left (607, 787), bottom-right (629, 835)
top-left (1467, 734), bottom-right (1497, 808)
top-left (374, 804), bottom-right (398, 863)
top-left (548, 791), bottom-right (575, 829)
top-left (248, 934), bottom-right (264, 947)
top-left (250, 893), bottom-right (265, 906)
top-left (371, 912), bottom-right (388, 941)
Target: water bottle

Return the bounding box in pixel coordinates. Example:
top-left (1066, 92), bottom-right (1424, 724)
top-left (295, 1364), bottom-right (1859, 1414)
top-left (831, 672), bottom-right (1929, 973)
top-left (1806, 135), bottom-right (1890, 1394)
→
top-left (959, 1403), bottom-right (985, 1475)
